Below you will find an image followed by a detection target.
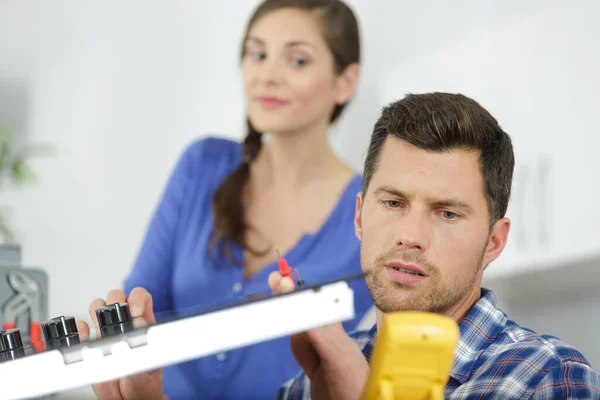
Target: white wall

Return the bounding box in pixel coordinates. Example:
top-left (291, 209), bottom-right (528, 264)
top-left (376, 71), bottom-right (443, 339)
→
top-left (377, 0), bottom-right (600, 280)
top-left (0, 1), bottom-right (599, 395)
top-left (0, 1), bottom-right (257, 325)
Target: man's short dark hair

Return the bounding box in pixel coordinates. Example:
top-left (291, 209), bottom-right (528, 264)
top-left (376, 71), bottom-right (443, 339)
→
top-left (363, 92), bottom-right (515, 225)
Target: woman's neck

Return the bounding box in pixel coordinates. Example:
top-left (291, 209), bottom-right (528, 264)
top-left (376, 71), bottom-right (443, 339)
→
top-left (251, 123), bottom-right (351, 190)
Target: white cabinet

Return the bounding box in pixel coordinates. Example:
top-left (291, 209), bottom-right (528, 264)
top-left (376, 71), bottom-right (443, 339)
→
top-left (377, 2), bottom-right (600, 279)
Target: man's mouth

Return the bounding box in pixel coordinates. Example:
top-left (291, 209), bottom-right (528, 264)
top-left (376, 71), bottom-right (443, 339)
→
top-left (385, 262), bottom-right (428, 276)
top-left (390, 266), bottom-right (424, 276)
top-left (384, 262), bottom-right (428, 285)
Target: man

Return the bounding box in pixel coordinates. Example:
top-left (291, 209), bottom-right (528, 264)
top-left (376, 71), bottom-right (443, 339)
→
top-left (78, 92), bottom-right (599, 400)
top-left (269, 92), bottom-right (600, 399)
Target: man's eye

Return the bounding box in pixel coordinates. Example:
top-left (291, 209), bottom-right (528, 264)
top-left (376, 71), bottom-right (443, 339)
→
top-left (441, 211), bottom-right (458, 220)
top-left (383, 200), bottom-right (402, 208)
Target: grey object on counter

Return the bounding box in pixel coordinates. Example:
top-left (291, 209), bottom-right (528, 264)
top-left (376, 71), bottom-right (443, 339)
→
top-left (0, 244), bottom-right (21, 268)
top-left (0, 266), bottom-right (48, 344)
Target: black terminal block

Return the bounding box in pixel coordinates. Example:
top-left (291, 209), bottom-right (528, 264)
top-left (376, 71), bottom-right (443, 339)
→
top-left (41, 316), bottom-right (80, 350)
top-left (95, 302), bottom-right (134, 337)
top-left (0, 329), bottom-right (26, 362)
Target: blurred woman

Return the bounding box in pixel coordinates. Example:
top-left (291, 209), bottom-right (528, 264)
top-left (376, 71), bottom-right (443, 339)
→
top-left (89, 1), bottom-right (373, 398)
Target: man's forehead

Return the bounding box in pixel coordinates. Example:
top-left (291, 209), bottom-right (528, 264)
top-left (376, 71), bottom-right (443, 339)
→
top-left (370, 138), bottom-right (485, 202)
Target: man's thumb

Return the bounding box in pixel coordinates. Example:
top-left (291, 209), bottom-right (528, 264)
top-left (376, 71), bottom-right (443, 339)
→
top-left (290, 332), bottom-right (321, 380)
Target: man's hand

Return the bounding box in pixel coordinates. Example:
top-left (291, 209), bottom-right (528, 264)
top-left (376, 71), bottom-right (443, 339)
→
top-left (76, 287), bottom-right (168, 400)
top-left (268, 272), bottom-right (370, 400)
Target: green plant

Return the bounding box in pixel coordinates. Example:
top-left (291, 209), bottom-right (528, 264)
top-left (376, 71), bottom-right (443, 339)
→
top-left (0, 124), bottom-right (54, 243)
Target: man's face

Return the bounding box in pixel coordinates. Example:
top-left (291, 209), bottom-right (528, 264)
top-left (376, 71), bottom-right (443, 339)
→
top-left (355, 137), bottom-right (510, 317)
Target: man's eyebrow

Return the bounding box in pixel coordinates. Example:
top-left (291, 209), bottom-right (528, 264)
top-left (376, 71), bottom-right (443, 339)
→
top-left (429, 198), bottom-right (475, 213)
top-left (372, 185), bottom-right (475, 213)
top-left (372, 186), bottom-right (411, 200)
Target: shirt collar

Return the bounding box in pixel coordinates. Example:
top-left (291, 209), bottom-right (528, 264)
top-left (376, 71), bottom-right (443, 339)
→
top-left (360, 288), bottom-right (507, 384)
top-left (450, 288), bottom-right (507, 384)
top-left (362, 323), bottom-right (378, 362)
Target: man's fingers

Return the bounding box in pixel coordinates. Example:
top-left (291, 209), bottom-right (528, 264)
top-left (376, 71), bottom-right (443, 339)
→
top-left (307, 323), bottom-right (348, 354)
top-left (128, 287), bottom-right (155, 324)
top-left (77, 320), bottom-right (90, 341)
top-left (290, 332), bottom-right (321, 381)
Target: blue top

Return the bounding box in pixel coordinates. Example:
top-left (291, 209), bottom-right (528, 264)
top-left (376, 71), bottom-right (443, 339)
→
top-left (122, 136), bottom-right (373, 400)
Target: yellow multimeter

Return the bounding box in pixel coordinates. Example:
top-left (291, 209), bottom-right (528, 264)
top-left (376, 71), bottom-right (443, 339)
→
top-left (360, 312), bottom-right (460, 400)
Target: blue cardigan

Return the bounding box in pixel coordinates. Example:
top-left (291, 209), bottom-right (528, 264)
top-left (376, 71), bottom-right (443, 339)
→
top-left (123, 136), bottom-right (373, 400)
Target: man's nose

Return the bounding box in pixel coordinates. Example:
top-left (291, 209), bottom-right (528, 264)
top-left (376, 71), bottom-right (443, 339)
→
top-left (393, 210), bottom-right (431, 252)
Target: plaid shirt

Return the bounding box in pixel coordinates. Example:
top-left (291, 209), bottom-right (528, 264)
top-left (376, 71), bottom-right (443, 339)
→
top-left (276, 288), bottom-right (600, 399)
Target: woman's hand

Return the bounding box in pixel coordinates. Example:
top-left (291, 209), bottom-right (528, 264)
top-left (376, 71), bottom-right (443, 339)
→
top-left (76, 287), bottom-right (168, 400)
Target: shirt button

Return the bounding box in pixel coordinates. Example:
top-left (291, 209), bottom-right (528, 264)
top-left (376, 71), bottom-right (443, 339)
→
top-left (216, 352), bottom-right (227, 361)
top-left (232, 282), bottom-right (242, 293)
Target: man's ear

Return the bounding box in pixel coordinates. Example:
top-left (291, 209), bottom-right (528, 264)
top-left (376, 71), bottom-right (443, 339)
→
top-left (335, 63), bottom-right (360, 105)
top-left (483, 217), bottom-right (511, 268)
top-left (354, 192), bottom-right (363, 241)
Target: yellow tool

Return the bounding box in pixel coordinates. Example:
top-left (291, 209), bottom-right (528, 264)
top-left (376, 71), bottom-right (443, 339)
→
top-left (360, 312), bottom-right (460, 400)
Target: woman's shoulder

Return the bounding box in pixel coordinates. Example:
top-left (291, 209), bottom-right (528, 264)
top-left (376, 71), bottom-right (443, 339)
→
top-left (313, 172), bottom-right (363, 240)
top-left (169, 135), bottom-right (244, 196)
top-left (338, 173), bottom-right (363, 210)
top-left (346, 173), bottom-right (363, 193)
top-left (180, 135), bottom-right (243, 166)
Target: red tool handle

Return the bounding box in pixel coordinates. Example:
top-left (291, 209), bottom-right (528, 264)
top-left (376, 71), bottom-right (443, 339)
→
top-left (3, 322), bottom-right (16, 330)
top-left (30, 322), bottom-right (45, 352)
top-left (276, 252), bottom-right (296, 287)
top-left (30, 322), bottom-right (42, 343)
top-left (3, 321), bottom-right (45, 352)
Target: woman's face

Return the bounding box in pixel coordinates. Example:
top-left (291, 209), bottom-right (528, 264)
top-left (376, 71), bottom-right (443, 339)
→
top-left (242, 7), bottom-right (354, 135)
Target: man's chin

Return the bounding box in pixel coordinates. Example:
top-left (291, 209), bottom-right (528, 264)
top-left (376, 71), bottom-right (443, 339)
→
top-left (371, 288), bottom-right (438, 314)
top-left (374, 301), bottom-right (411, 314)
top-left (371, 292), bottom-right (413, 314)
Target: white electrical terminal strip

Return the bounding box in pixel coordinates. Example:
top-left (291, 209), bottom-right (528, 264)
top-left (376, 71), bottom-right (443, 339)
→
top-left (0, 278), bottom-right (356, 400)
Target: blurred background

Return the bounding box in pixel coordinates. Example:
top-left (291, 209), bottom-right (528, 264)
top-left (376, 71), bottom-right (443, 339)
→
top-left (0, 0), bottom-right (598, 397)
